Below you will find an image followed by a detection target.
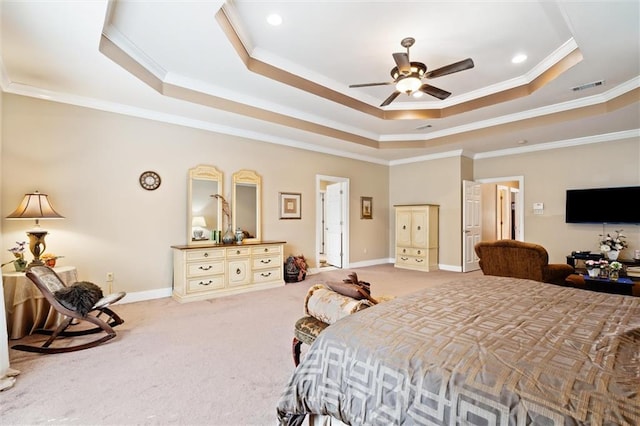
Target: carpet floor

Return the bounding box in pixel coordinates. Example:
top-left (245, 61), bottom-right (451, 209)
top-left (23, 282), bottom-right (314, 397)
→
top-left (0, 264), bottom-right (480, 425)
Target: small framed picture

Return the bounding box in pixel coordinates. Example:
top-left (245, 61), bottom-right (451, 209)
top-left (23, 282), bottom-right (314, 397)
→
top-left (361, 196), bottom-right (373, 219)
top-left (279, 192), bottom-right (302, 219)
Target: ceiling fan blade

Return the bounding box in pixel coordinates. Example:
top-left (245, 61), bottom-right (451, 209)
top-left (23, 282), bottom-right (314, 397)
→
top-left (425, 58), bottom-right (474, 79)
top-left (392, 52), bottom-right (411, 75)
top-left (380, 91), bottom-right (401, 107)
top-left (419, 84), bottom-right (451, 100)
top-left (349, 82), bottom-right (393, 88)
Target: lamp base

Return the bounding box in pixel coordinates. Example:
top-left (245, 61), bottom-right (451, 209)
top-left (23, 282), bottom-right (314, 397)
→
top-left (27, 230), bottom-right (48, 268)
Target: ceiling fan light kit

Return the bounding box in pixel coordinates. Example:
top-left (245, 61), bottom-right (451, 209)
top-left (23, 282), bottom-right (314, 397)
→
top-left (350, 37), bottom-right (475, 106)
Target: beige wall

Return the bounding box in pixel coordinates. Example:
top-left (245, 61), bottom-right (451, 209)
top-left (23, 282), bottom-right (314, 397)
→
top-left (1, 95), bottom-right (390, 295)
top-left (389, 156), bottom-right (463, 269)
top-left (474, 138), bottom-right (640, 263)
top-left (2, 94), bottom-right (639, 294)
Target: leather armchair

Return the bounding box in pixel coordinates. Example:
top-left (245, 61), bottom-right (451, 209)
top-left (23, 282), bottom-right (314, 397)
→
top-left (474, 240), bottom-right (575, 286)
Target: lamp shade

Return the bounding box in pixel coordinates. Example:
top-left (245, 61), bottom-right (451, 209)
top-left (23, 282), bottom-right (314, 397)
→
top-left (6, 191), bottom-right (64, 221)
top-left (192, 216), bottom-right (207, 228)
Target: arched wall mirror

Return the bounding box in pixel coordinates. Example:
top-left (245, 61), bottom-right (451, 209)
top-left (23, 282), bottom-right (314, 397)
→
top-left (188, 165), bottom-right (223, 245)
top-left (232, 169), bottom-right (261, 242)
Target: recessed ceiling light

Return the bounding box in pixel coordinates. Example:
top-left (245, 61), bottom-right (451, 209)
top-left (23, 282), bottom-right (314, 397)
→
top-left (267, 13), bottom-right (282, 26)
top-left (512, 53), bottom-right (527, 64)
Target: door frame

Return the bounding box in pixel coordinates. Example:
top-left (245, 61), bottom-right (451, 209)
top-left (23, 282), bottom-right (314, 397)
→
top-left (476, 175), bottom-right (524, 241)
top-left (315, 175), bottom-right (350, 271)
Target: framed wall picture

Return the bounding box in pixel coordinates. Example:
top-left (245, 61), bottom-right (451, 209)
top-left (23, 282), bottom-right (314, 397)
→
top-left (279, 192), bottom-right (302, 219)
top-left (361, 196), bottom-right (373, 219)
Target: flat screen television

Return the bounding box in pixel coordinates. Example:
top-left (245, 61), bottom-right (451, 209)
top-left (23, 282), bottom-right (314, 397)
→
top-left (565, 186), bottom-right (640, 224)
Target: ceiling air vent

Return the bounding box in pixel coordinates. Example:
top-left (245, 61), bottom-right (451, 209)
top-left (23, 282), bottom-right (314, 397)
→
top-left (415, 124), bottom-right (432, 131)
top-left (571, 80), bottom-right (605, 91)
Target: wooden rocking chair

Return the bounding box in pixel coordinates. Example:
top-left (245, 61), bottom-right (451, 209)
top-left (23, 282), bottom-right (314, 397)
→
top-left (12, 266), bottom-right (126, 354)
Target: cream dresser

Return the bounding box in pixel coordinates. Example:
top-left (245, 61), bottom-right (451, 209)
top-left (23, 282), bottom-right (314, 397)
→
top-left (171, 241), bottom-right (285, 302)
top-left (394, 204), bottom-right (439, 272)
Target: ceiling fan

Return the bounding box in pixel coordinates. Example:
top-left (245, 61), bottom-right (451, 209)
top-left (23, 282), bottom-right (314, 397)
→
top-left (349, 37), bottom-right (474, 107)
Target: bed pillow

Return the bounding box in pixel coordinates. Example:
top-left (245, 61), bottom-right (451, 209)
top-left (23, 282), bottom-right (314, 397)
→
top-left (304, 284), bottom-right (373, 325)
top-left (54, 281), bottom-right (104, 316)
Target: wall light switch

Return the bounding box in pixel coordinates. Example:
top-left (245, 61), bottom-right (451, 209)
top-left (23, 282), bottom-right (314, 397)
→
top-left (533, 202), bottom-right (544, 215)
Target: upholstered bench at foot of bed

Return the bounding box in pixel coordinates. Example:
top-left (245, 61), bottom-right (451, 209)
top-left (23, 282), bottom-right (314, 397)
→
top-left (291, 284), bottom-right (396, 366)
top-left (292, 316), bottom-right (329, 366)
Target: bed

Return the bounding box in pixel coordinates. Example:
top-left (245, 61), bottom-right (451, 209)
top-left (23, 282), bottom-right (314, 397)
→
top-left (277, 275), bottom-right (640, 425)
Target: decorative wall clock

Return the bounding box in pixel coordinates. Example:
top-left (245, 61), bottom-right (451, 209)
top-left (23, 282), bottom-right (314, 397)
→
top-left (139, 171), bottom-right (161, 190)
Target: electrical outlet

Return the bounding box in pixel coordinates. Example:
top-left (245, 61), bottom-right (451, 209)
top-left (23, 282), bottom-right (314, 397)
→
top-left (106, 272), bottom-right (114, 281)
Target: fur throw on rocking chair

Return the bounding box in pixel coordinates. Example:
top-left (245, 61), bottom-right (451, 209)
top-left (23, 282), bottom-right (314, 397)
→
top-left (54, 281), bottom-right (104, 316)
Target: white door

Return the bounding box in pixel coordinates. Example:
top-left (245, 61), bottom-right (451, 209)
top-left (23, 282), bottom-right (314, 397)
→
top-left (325, 182), bottom-right (343, 268)
top-left (462, 180), bottom-right (482, 272)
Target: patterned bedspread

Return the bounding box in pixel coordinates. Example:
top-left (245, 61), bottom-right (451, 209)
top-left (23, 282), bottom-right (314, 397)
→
top-left (277, 275), bottom-right (640, 425)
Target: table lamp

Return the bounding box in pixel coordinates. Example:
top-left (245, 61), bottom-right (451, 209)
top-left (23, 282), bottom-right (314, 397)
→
top-left (6, 191), bottom-right (64, 267)
top-left (192, 216), bottom-right (207, 239)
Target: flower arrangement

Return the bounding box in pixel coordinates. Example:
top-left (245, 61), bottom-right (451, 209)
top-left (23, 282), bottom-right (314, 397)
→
top-left (585, 259), bottom-right (608, 269)
top-left (3, 241), bottom-right (27, 271)
top-left (8, 241), bottom-right (26, 259)
top-left (599, 229), bottom-right (628, 253)
top-left (609, 261), bottom-right (623, 271)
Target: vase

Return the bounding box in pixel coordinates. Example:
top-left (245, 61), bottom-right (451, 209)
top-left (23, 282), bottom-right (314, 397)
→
top-left (610, 270), bottom-right (619, 281)
top-left (13, 258), bottom-right (27, 272)
top-left (607, 250), bottom-right (619, 261)
top-left (222, 225), bottom-right (235, 244)
top-left (587, 268), bottom-right (600, 278)
top-left (235, 228), bottom-right (244, 244)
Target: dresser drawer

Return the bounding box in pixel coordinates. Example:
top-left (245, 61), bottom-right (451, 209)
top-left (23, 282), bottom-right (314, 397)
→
top-left (251, 245), bottom-right (282, 255)
top-left (253, 267), bottom-right (282, 283)
top-left (252, 255), bottom-right (281, 270)
top-left (396, 255), bottom-right (427, 266)
top-left (187, 275), bottom-right (225, 292)
top-left (226, 247), bottom-right (250, 258)
top-left (397, 247), bottom-right (427, 257)
top-left (187, 261), bottom-right (224, 277)
top-left (186, 249), bottom-right (224, 262)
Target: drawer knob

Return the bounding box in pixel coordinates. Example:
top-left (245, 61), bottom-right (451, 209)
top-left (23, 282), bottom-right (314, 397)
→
top-left (198, 280), bottom-right (213, 286)
top-left (236, 268), bottom-right (241, 275)
top-left (417, 250), bottom-right (421, 254)
top-left (204, 252), bottom-right (209, 257)
top-left (400, 256), bottom-right (408, 261)
top-left (417, 226), bottom-right (421, 230)
top-left (402, 225), bottom-right (406, 230)
top-left (199, 265), bottom-right (212, 271)
top-left (416, 259), bottom-right (424, 263)
top-left (261, 272), bottom-right (272, 277)
top-left (261, 259), bottom-right (271, 264)
top-left (236, 250), bottom-right (241, 255)
top-left (264, 248), bottom-right (268, 252)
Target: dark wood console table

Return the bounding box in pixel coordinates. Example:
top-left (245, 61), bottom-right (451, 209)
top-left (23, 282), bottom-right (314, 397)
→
top-left (580, 274), bottom-right (635, 296)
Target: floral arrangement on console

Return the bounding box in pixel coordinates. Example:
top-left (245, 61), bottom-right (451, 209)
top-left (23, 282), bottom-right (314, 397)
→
top-left (609, 261), bottom-right (623, 271)
top-left (599, 229), bottom-right (628, 254)
top-left (585, 259), bottom-right (608, 270)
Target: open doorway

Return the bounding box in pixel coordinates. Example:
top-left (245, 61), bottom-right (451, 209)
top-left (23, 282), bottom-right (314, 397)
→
top-left (316, 175), bottom-right (349, 271)
top-left (462, 176), bottom-right (524, 272)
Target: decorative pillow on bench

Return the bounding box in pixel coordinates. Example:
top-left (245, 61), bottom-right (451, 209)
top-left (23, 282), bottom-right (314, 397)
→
top-left (54, 281), bottom-right (104, 316)
top-left (325, 271), bottom-right (378, 304)
top-left (304, 284), bottom-right (373, 325)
